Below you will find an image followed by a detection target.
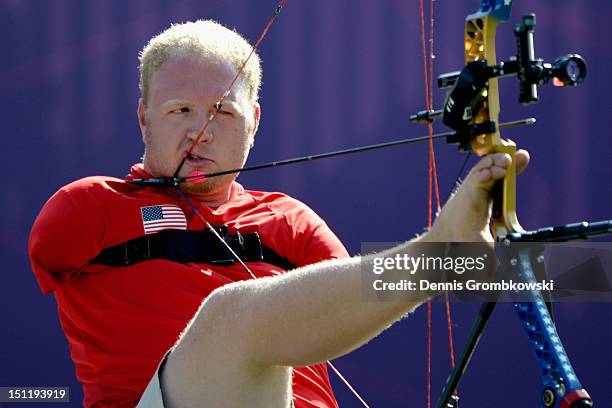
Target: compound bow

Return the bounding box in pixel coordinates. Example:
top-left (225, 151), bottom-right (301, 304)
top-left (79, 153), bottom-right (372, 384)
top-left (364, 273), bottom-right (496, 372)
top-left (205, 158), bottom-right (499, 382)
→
top-left (409, 1), bottom-right (609, 407)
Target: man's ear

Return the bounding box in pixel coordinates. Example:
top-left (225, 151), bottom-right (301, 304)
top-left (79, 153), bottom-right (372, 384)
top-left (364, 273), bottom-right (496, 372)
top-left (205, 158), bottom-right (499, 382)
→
top-left (250, 102), bottom-right (261, 148)
top-left (137, 98), bottom-right (147, 143)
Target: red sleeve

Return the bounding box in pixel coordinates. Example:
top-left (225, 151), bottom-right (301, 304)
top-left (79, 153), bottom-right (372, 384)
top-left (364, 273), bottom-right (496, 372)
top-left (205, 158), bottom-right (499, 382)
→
top-left (282, 200), bottom-right (350, 267)
top-left (28, 178), bottom-right (113, 294)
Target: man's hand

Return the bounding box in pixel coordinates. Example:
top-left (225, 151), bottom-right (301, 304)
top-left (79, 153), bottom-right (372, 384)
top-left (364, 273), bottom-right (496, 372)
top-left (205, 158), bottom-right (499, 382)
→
top-left (426, 149), bottom-right (530, 242)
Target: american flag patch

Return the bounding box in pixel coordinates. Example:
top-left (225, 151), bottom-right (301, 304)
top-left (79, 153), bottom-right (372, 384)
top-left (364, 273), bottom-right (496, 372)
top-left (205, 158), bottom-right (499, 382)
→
top-left (140, 205), bottom-right (187, 235)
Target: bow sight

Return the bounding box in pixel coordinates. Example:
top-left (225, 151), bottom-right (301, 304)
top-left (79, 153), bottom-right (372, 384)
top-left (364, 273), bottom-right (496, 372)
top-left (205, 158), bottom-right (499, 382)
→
top-left (410, 14), bottom-right (587, 151)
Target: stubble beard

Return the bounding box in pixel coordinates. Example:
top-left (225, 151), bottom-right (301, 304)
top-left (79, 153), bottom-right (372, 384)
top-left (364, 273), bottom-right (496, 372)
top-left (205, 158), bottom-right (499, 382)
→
top-left (180, 177), bottom-right (219, 195)
top-left (175, 165), bottom-right (235, 198)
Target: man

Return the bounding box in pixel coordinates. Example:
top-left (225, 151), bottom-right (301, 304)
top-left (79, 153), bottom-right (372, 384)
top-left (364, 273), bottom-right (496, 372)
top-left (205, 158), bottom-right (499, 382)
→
top-left (29, 20), bottom-right (528, 407)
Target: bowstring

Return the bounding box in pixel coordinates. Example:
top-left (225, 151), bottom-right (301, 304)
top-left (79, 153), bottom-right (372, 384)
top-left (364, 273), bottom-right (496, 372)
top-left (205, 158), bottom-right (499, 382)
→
top-left (432, 0), bottom-right (458, 404)
top-left (169, 1), bottom-right (371, 406)
top-left (419, 1), bottom-right (457, 408)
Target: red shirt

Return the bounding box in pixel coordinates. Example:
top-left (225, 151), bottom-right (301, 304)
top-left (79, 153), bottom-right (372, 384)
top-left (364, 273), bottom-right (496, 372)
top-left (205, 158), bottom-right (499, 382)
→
top-left (29, 164), bottom-right (348, 407)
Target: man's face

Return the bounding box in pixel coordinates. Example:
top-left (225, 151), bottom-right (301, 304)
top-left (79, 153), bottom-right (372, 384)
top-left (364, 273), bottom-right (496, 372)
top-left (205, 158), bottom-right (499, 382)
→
top-left (138, 55), bottom-right (260, 202)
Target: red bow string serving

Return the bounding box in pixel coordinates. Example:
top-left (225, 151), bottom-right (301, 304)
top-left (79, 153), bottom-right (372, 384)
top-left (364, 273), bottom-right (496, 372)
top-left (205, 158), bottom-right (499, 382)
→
top-left (418, 1), bottom-right (457, 407)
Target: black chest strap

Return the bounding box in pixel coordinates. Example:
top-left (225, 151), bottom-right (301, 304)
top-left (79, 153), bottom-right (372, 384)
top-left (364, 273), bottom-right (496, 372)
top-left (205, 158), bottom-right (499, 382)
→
top-left (91, 226), bottom-right (296, 271)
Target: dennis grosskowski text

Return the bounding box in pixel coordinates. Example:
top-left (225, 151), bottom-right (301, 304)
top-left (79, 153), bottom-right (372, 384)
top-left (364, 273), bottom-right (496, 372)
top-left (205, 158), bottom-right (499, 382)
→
top-left (372, 279), bottom-right (555, 292)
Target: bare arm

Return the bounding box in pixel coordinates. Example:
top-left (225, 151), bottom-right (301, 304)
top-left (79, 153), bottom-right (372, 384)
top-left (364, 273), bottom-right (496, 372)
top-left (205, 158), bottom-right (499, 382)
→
top-left (160, 151), bottom-right (529, 407)
top-left (190, 241), bottom-right (431, 367)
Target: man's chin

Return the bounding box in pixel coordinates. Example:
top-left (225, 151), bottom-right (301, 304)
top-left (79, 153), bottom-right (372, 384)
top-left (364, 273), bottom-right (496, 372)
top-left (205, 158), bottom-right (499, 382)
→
top-left (180, 180), bottom-right (215, 195)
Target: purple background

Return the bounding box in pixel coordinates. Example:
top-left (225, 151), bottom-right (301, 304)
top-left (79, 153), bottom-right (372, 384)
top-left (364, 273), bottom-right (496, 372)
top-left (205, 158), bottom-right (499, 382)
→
top-left (2, 1), bottom-right (611, 407)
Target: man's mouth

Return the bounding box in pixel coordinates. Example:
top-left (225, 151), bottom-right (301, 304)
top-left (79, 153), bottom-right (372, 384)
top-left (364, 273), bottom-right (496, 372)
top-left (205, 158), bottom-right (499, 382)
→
top-left (186, 152), bottom-right (203, 160)
top-left (184, 152), bottom-right (213, 167)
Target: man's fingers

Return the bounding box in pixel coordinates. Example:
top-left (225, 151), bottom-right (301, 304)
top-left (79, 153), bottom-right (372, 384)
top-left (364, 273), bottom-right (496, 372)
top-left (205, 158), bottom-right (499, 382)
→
top-left (516, 149), bottom-right (530, 174)
top-left (472, 155), bottom-right (494, 172)
top-left (472, 150), bottom-right (530, 182)
top-left (491, 153), bottom-right (512, 169)
top-left (471, 166), bottom-right (505, 185)
top-left (489, 165), bottom-right (507, 180)
top-left (471, 153), bottom-right (511, 184)
top-left (473, 153), bottom-right (511, 171)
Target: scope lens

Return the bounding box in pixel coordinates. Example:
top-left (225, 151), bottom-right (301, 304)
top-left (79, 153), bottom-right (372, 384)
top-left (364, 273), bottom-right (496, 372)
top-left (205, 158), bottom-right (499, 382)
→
top-left (553, 54), bottom-right (586, 86)
top-left (565, 60), bottom-right (581, 81)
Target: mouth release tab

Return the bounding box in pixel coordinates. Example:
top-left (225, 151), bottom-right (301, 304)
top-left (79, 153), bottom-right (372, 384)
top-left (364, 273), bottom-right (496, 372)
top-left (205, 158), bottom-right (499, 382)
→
top-left (187, 170), bottom-right (208, 184)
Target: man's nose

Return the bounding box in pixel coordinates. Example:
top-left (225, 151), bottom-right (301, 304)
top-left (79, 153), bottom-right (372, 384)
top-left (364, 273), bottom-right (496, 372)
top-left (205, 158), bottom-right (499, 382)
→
top-left (187, 121), bottom-right (214, 144)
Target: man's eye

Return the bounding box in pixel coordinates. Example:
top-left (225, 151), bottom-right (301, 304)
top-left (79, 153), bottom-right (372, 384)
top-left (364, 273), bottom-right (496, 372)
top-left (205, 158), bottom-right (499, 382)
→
top-left (172, 107), bottom-right (191, 113)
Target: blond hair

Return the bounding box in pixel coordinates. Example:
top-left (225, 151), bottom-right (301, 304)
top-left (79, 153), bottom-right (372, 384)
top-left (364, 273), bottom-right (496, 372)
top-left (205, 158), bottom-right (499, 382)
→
top-left (138, 20), bottom-right (261, 104)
